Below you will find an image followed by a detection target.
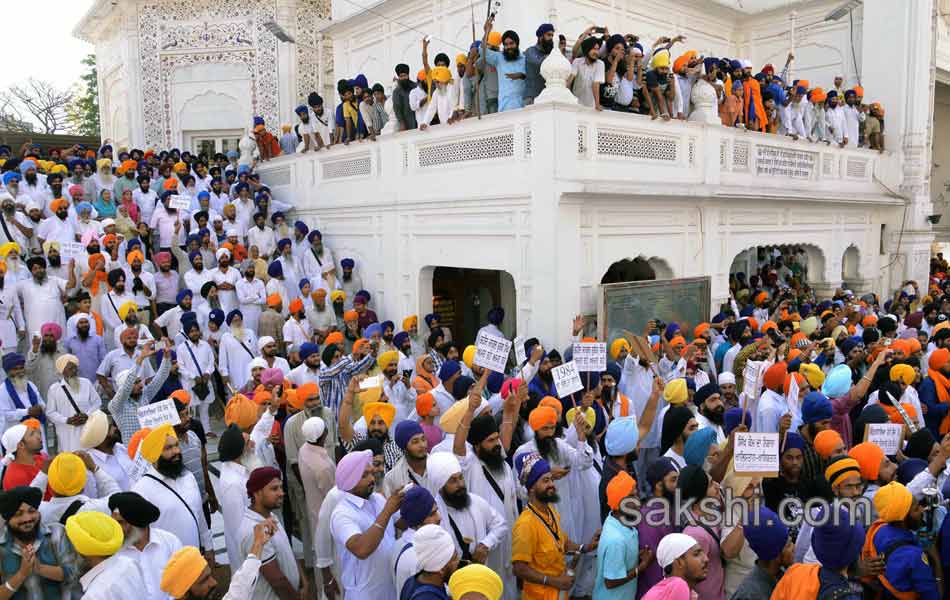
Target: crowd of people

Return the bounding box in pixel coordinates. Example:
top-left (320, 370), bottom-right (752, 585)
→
top-left (0, 136), bottom-right (935, 599)
top-left (263, 18), bottom-right (887, 158)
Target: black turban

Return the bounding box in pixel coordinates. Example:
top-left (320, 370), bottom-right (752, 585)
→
top-left (354, 438), bottom-right (383, 456)
top-left (452, 376), bottom-right (475, 401)
top-left (26, 256), bottom-right (46, 271)
top-left (107, 268), bottom-right (125, 288)
top-left (904, 428), bottom-right (937, 461)
top-left (661, 405), bottom-right (694, 454)
top-left (467, 414), bottom-right (498, 447)
top-left (677, 464), bottom-right (709, 503)
top-left (693, 383), bottom-right (720, 407)
top-left (322, 344), bottom-right (339, 367)
top-left (200, 281), bottom-right (216, 299)
top-left (108, 492), bottom-right (160, 528)
top-left (0, 486), bottom-right (41, 521)
top-left (217, 424), bottom-right (246, 462)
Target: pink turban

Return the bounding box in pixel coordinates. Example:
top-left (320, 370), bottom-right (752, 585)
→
top-left (81, 230), bottom-right (97, 248)
top-left (641, 577), bottom-right (691, 600)
top-left (336, 449), bottom-right (373, 492)
top-left (154, 252), bottom-right (172, 265)
top-left (261, 368), bottom-right (284, 387)
top-left (68, 184), bottom-right (84, 198)
top-left (40, 322), bottom-right (62, 341)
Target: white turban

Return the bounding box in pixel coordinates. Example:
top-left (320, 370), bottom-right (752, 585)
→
top-left (249, 357), bottom-right (268, 370)
top-left (718, 372), bottom-right (736, 386)
top-left (24, 201), bottom-right (39, 213)
top-left (1, 424), bottom-right (27, 464)
top-left (657, 533), bottom-right (699, 568)
top-left (739, 58), bottom-right (752, 68)
top-left (257, 336), bottom-right (275, 351)
top-left (426, 452), bottom-right (462, 493)
top-left (413, 524), bottom-right (456, 572)
top-left (302, 417), bottom-right (326, 443)
top-left (226, 228), bottom-right (239, 238)
top-left (216, 248), bottom-right (231, 261)
top-left (55, 354), bottom-right (79, 375)
top-left (100, 218), bottom-right (116, 229)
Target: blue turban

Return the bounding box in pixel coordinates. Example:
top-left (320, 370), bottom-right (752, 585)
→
top-left (844, 89), bottom-right (857, 99)
top-left (176, 289), bottom-right (193, 304)
top-left (2, 353), bottom-right (24, 372)
top-left (743, 506), bottom-right (789, 561)
top-left (605, 416), bottom-right (639, 456)
top-left (181, 313), bottom-right (199, 331)
top-left (234, 182), bottom-right (249, 193)
top-left (694, 383), bottom-right (720, 407)
top-left (267, 261), bottom-right (283, 278)
top-left (253, 116), bottom-right (265, 126)
top-left (225, 309), bottom-right (243, 325)
top-left (341, 258), bottom-right (354, 269)
top-left (197, 191), bottom-right (210, 200)
top-left (307, 230), bottom-right (322, 242)
top-left (209, 309), bottom-right (225, 327)
top-left (839, 336), bottom-right (862, 357)
top-left (452, 376), bottom-right (475, 401)
top-left (703, 57), bottom-right (719, 74)
top-left (298, 278), bottom-right (310, 290)
top-left (271, 211), bottom-right (284, 224)
top-left (294, 221), bottom-right (309, 235)
top-left (536, 23), bottom-right (554, 37)
top-left (781, 431), bottom-right (807, 454)
top-left (294, 105), bottom-right (308, 115)
top-left (603, 362), bottom-right (621, 383)
top-left (822, 365), bottom-right (853, 398)
top-left (2, 172), bottom-right (19, 186)
top-left (802, 392), bottom-right (833, 424)
top-left (664, 322), bottom-right (681, 340)
top-left (67, 158), bottom-right (82, 171)
top-left (380, 320), bottom-right (395, 333)
top-left (711, 312), bottom-right (728, 324)
top-left (77, 202), bottom-right (93, 214)
top-left (515, 453), bottom-right (551, 490)
top-left (401, 485), bottom-right (435, 528)
top-left (160, 190), bottom-right (174, 201)
top-left (724, 407), bottom-right (751, 436)
top-left (275, 239), bottom-right (291, 254)
top-left (486, 371), bottom-right (504, 394)
top-left (685, 378), bottom-right (696, 392)
top-left (812, 505), bottom-right (865, 570)
top-left (394, 420), bottom-right (424, 451)
top-left (226, 150), bottom-right (239, 159)
top-left (765, 82), bottom-right (786, 105)
top-left (393, 331), bottom-right (410, 348)
top-left (364, 323), bottom-right (382, 338)
top-left (237, 166), bottom-right (250, 176)
top-left (683, 427), bottom-right (718, 466)
top-left (354, 74), bottom-right (369, 89)
top-left (739, 305), bottom-right (754, 317)
top-left (438, 360), bottom-right (461, 381)
top-left (487, 307), bottom-right (504, 325)
top-left (424, 314), bottom-right (439, 327)
top-left (646, 457), bottom-right (677, 489)
top-left (188, 250), bottom-right (201, 265)
top-left (19, 160), bottom-right (36, 174)
top-left (299, 343), bottom-right (319, 361)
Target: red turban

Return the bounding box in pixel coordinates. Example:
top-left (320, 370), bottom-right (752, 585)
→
top-left (763, 362), bottom-right (788, 393)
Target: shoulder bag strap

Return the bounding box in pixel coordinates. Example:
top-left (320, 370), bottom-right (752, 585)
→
top-left (393, 541), bottom-right (413, 578)
top-left (446, 514), bottom-right (473, 562)
top-left (60, 384), bottom-right (82, 414)
top-left (144, 473), bottom-right (202, 551)
top-left (183, 339), bottom-right (204, 375)
top-left (480, 465), bottom-right (506, 504)
top-left (237, 338), bottom-right (255, 359)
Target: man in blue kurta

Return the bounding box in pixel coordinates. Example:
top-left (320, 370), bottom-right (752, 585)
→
top-left (481, 16), bottom-right (526, 112)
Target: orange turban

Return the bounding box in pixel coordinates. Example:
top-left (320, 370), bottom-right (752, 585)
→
top-left (403, 315), bottom-right (418, 330)
top-left (606, 471), bottom-right (637, 511)
top-left (848, 442), bottom-right (884, 480)
top-left (787, 348), bottom-right (802, 363)
top-left (127, 250), bottom-right (145, 265)
top-left (344, 310), bottom-right (359, 322)
top-left (539, 397), bottom-right (562, 418)
top-left (22, 418), bottom-right (40, 430)
top-left (672, 50), bottom-right (697, 73)
top-left (325, 331), bottom-right (344, 346)
top-left (353, 338), bottom-right (370, 353)
top-left (754, 291), bottom-right (768, 306)
top-left (889, 339), bottom-right (911, 357)
top-left (50, 198), bottom-right (69, 212)
top-left (288, 298), bottom-right (304, 314)
top-left (790, 332), bottom-right (808, 348)
top-left (905, 339), bottom-right (922, 355)
top-left (312, 288), bottom-right (327, 300)
top-left (170, 389), bottom-right (190, 406)
top-left (783, 372), bottom-right (804, 396)
top-left (416, 393), bottom-right (435, 417)
top-left (487, 31), bottom-right (502, 46)
top-left (763, 362), bottom-right (788, 393)
top-left (884, 403), bottom-right (918, 424)
top-left (225, 394), bottom-right (257, 429)
top-left (862, 315), bottom-right (878, 327)
top-left (761, 321), bottom-right (778, 334)
top-left (266, 293), bottom-right (282, 308)
top-left (528, 406), bottom-right (559, 431)
top-left (252, 386), bottom-right (272, 405)
top-left (669, 336), bottom-right (687, 350)
top-left (814, 429), bottom-right (844, 459)
top-left (127, 428), bottom-right (152, 459)
top-left (853, 85), bottom-right (864, 96)
top-left (162, 178), bottom-right (178, 191)
top-left (929, 348), bottom-right (950, 371)
top-left (296, 383), bottom-right (319, 403)
top-left (117, 160), bottom-right (137, 175)
top-left (811, 87), bottom-right (827, 103)
top-left (693, 323), bottom-right (710, 339)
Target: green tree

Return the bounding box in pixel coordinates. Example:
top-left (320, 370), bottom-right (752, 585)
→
top-left (66, 54), bottom-right (100, 136)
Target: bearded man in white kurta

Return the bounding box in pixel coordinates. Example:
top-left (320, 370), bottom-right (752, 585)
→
top-left (45, 354), bottom-right (101, 452)
top-left (16, 256), bottom-right (69, 336)
top-left (218, 309), bottom-right (258, 391)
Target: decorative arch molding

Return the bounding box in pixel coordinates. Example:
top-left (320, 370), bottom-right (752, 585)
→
top-left (729, 241), bottom-right (828, 282)
top-left (600, 255), bottom-right (675, 284)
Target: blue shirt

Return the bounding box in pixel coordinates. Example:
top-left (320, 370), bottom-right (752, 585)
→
top-left (594, 513), bottom-right (639, 600)
top-left (64, 334), bottom-right (107, 383)
top-left (484, 48), bottom-right (526, 112)
top-left (918, 377), bottom-right (949, 439)
top-left (873, 523), bottom-right (940, 600)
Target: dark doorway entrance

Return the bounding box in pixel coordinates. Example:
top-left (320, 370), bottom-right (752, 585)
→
top-left (429, 267), bottom-right (516, 344)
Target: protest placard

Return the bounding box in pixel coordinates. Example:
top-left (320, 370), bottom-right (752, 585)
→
top-left (168, 195), bottom-right (191, 210)
top-left (513, 336), bottom-right (527, 366)
top-left (137, 399), bottom-right (181, 429)
top-left (864, 423), bottom-right (904, 456)
top-left (552, 361), bottom-right (584, 398)
top-left (474, 331), bottom-right (512, 373)
top-left (733, 432), bottom-right (780, 477)
top-left (360, 375), bottom-right (382, 390)
top-left (572, 342), bottom-right (607, 372)
top-left (59, 242), bottom-right (84, 261)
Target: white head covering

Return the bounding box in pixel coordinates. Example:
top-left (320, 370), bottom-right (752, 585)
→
top-left (249, 357), bottom-right (268, 370)
top-left (1, 424), bottom-right (28, 465)
top-left (55, 354), bottom-right (79, 375)
top-left (100, 218), bottom-right (116, 229)
top-left (65, 313), bottom-right (92, 341)
top-left (226, 228), bottom-right (239, 238)
top-left (718, 372), bottom-right (736, 386)
top-left (426, 452), bottom-right (462, 493)
top-left (216, 248), bottom-right (231, 260)
top-left (257, 336), bottom-right (275, 351)
top-left (302, 417), bottom-right (326, 443)
top-left (739, 58), bottom-right (752, 68)
top-left (80, 411), bottom-right (109, 449)
top-left (24, 201), bottom-right (39, 213)
top-left (657, 533), bottom-right (699, 568)
top-left (413, 524), bottom-right (456, 572)
top-left (114, 368), bottom-right (136, 391)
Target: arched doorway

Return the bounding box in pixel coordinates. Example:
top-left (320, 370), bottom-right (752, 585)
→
top-left (729, 244), bottom-right (825, 288)
top-left (842, 245), bottom-right (860, 280)
top-left (422, 267), bottom-right (516, 343)
top-left (601, 256), bottom-right (674, 284)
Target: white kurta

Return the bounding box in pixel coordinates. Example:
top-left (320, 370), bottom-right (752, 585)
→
top-left (79, 554), bottom-right (146, 600)
top-left (0, 380), bottom-right (43, 429)
top-left (219, 330), bottom-right (258, 389)
top-left (116, 527), bottom-right (183, 600)
top-left (212, 266), bottom-right (241, 315)
top-left (132, 466), bottom-right (212, 551)
top-left (236, 278), bottom-right (266, 333)
top-left (16, 276), bottom-right (67, 336)
top-left (45, 377), bottom-right (101, 452)
top-left (0, 284), bottom-right (24, 352)
top-left (215, 460), bottom-right (250, 568)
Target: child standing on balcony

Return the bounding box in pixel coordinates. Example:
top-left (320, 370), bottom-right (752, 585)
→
top-left (720, 81), bottom-right (743, 127)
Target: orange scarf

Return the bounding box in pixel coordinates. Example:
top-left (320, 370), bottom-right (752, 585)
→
top-left (927, 367), bottom-right (950, 433)
top-left (771, 563), bottom-right (821, 600)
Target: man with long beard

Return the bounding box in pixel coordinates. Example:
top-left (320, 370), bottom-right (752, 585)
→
top-left (481, 16), bottom-right (527, 112)
top-left (218, 309), bottom-right (258, 391)
top-left (378, 350), bottom-right (414, 424)
top-left (36, 198), bottom-right (75, 248)
top-left (693, 383), bottom-right (726, 443)
top-left (392, 63), bottom-right (419, 131)
top-left (131, 423), bottom-right (213, 566)
top-left (45, 354), bottom-right (100, 453)
top-left (0, 352), bottom-right (45, 432)
top-left (524, 23), bottom-right (554, 105)
top-left (17, 256), bottom-right (70, 340)
top-left (110, 491), bottom-right (182, 600)
top-left (0, 486), bottom-right (79, 598)
top-left (527, 348), bottom-right (559, 398)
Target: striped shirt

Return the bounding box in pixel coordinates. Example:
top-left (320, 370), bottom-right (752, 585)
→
top-left (318, 353), bottom-right (374, 412)
top-left (108, 355), bottom-right (172, 443)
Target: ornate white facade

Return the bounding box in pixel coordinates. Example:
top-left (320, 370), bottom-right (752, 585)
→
top-left (74, 0), bottom-right (332, 152)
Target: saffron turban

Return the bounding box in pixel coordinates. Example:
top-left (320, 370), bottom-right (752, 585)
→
top-left (363, 402), bottom-right (396, 428)
top-left (813, 429), bottom-right (843, 459)
top-left (528, 406), bottom-right (558, 431)
top-left (377, 350), bottom-right (399, 370)
top-left (161, 546), bottom-right (207, 598)
top-left (849, 442), bottom-right (885, 481)
top-left (606, 471), bottom-right (637, 510)
top-left (799, 363), bottom-right (825, 389)
top-left (65, 512), bottom-right (123, 557)
top-left (403, 315), bottom-right (418, 330)
top-left (663, 378), bottom-right (688, 405)
top-left (874, 481), bottom-right (913, 522)
top-left (225, 394), bottom-right (257, 430)
top-left (889, 364), bottom-right (915, 385)
top-left (610, 338), bottom-right (630, 359)
top-left (448, 564), bottom-right (503, 600)
top-left (762, 362), bottom-right (787, 392)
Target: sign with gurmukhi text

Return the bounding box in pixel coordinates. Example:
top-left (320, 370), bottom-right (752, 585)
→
top-left (513, 336), bottom-right (527, 366)
top-left (168, 195), bottom-right (191, 210)
top-left (552, 361), bottom-right (584, 398)
top-left (59, 242), bottom-right (84, 261)
top-left (137, 399), bottom-right (181, 429)
top-left (572, 342), bottom-right (607, 372)
top-left (864, 423), bottom-right (904, 456)
top-left (474, 331), bottom-right (512, 373)
top-left (733, 432), bottom-right (779, 477)
top-left (755, 146), bottom-right (816, 179)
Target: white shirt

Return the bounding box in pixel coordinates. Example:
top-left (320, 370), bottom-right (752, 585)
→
top-left (45, 377), bottom-right (101, 452)
top-left (216, 460), bottom-right (250, 569)
top-left (132, 466), bottom-right (212, 550)
top-left (420, 86), bottom-right (456, 127)
top-left (435, 482), bottom-right (509, 577)
top-left (330, 491), bottom-right (397, 599)
top-left (282, 317), bottom-right (312, 353)
top-left (88, 444), bottom-right (133, 493)
top-left (409, 87), bottom-right (429, 125)
top-left (113, 323), bottom-right (155, 350)
top-left (133, 188), bottom-right (159, 225)
top-left (184, 268), bottom-right (214, 304)
top-left (246, 226), bottom-right (276, 258)
top-left (286, 363), bottom-right (320, 388)
top-left (219, 329), bottom-right (258, 389)
top-left (315, 487), bottom-right (344, 569)
top-left (213, 267), bottom-right (241, 314)
top-left (177, 338), bottom-right (215, 382)
top-left (80, 553), bottom-right (146, 600)
top-left (570, 58), bottom-right (606, 108)
top-left (116, 527), bottom-right (183, 600)
top-left (35, 216), bottom-right (76, 246)
top-left (16, 276), bottom-right (67, 335)
top-left (238, 508), bottom-right (300, 600)
top-left (36, 468), bottom-right (121, 524)
top-left (663, 447), bottom-right (687, 470)
top-left (392, 528), bottom-right (419, 598)
top-left (694, 413), bottom-right (726, 445)
top-left (149, 209), bottom-right (181, 248)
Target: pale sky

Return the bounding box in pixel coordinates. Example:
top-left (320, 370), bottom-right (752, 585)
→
top-left (0, 1), bottom-right (96, 92)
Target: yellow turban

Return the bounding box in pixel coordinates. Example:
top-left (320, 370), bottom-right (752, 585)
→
top-left (55, 354), bottom-right (79, 375)
top-left (0, 242), bottom-right (20, 258)
top-left (874, 481), bottom-right (914, 522)
top-left (651, 50), bottom-right (671, 69)
top-left (50, 164), bottom-right (68, 175)
top-left (48, 452), bottom-right (87, 496)
top-left (118, 300), bottom-right (138, 321)
top-left (65, 512), bottom-right (123, 557)
top-left (403, 315), bottom-right (418, 330)
top-left (96, 158), bottom-right (112, 171)
top-left (610, 338), bottom-right (631, 360)
top-left (225, 394), bottom-right (257, 430)
top-left (173, 161), bottom-right (188, 174)
top-left (363, 402), bottom-right (396, 428)
top-left (889, 364), bottom-right (916, 385)
top-left (566, 406), bottom-right (596, 430)
top-left (377, 350), bottom-right (399, 370)
top-left (663, 378), bottom-right (688, 405)
top-left (359, 386), bottom-right (383, 404)
top-left (42, 241), bottom-right (60, 255)
top-left (161, 546), bottom-right (208, 598)
top-left (799, 363), bottom-right (825, 390)
top-left (462, 345), bottom-right (477, 369)
top-left (330, 290), bottom-right (346, 303)
top-left (440, 399), bottom-right (472, 434)
top-left (140, 423), bottom-right (177, 463)
top-left (455, 53), bottom-right (468, 66)
top-left (431, 66), bottom-right (452, 83)
top-left (448, 564), bottom-right (504, 600)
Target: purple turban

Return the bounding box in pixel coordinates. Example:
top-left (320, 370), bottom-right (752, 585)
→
top-left (336, 449), bottom-right (373, 492)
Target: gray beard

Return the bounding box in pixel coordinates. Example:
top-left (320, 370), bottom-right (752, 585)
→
top-left (65, 376), bottom-right (80, 390)
top-left (11, 375), bottom-right (27, 389)
top-left (304, 406), bottom-right (323, 418)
